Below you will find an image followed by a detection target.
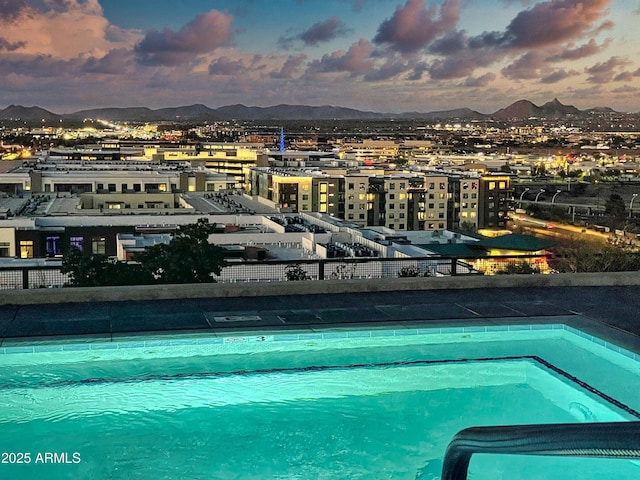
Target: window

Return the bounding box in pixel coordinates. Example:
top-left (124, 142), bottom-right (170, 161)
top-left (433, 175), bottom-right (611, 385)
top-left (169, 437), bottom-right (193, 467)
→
top-left (348, 204), bottom-right (354, 209)
top-left (462, 193), bottom-right (469, 199)
top-left (320, 183), bottom-right (327, 193)
top-left (92, 237), bottom-right (106, 255)
top-left (359, 213), bottom-right (365, 219)
top-left (489, 182), bottom-right (496, 190)
top-left (439, 223), bottom-right (445, 229)
top-left (439, 193), bottom-right (446, 199)
top-left (108, 183), bottom-right (116, 192)
top-left (399, 224), bottom-right (405, 229)
top-left (399, 212), bottom-right (405, 219)
top-left (462, 202), bottom-right (468, 208)
top-left (499, 181), bottom-right (506, 189)
top-left (302, 194), bottom-right (309, 201)
top-left (45, 236), bottom-right (61, 257)
top-left (97, 183), bottom-right (103, 191)
top-left (428, 203), bottom-right (434, 209)
top-left (389, 204), bottom-right (395, 209)
top-left (389, 183), bottom-right (395, 190)
top-left (320, 193), bottom-right (327, 202)
top-left (428, 183), bottom-right (435, 189)
top-left (439, 183), bottom-right (446, 189)
top-left (348, 182), bottom-right (355, 189)
top-left (438, 212), bottom-right (444, 219)
top-left (359, 183), bottom-right (365, 190)
top-left (359, 193), bottom-right (366, 200)
top-left (348, 213), bottom-right (354, 220)
top-left (439, 203), bottom-right (445, 208)
top-left (471, 193), bottom-right (477, 199)
top-left (389, 194), bottom-right (395, 200)
top-left (399, 183), bottom-right (406, 190)
top-left (19, 240), bottom-right (34, 259)
top-left (133, 184), bottom-right (141, 192)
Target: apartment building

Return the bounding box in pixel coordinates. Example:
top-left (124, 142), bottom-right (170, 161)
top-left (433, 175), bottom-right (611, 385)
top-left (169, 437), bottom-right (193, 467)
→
top-left (0, 159), bottom-right (235, 195)
top-left (249, 166), bottom-right (512, 231)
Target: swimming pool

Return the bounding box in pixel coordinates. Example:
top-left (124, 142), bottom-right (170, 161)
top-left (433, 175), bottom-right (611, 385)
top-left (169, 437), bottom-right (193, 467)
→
top-left (0, 322), bottom-right (639, 479)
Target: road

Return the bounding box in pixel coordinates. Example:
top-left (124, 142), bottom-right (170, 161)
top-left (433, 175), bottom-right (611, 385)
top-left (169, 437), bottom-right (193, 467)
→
top-left (509, 213), bottom-right (612, 242)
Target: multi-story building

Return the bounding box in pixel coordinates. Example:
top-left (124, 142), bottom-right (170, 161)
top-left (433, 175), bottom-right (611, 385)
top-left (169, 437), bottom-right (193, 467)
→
top-left (0, 159), bottom-right (235, 195)
top-left (478, 175), bottom-right (513, 229)
top-left (249, 166), bottom-right (511, 231)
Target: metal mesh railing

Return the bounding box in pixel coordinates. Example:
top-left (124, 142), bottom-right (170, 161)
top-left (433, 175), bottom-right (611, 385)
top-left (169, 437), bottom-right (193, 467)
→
top-left (0, 254), bottom-right (585, 289)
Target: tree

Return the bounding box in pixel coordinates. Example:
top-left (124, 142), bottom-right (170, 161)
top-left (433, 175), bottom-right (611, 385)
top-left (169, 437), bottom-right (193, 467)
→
top-left (284, 264), bottom-right (310, 281)
top-left (61, 247), bottom-right (153, 287)
top-left (62, 219), bottom-right (226, 286)
top-left (605, 193), bottom-right (626, 218)
top-left (496, 261), bottom-right (541, 275)
top-left (134, 218), bottom-right (226, 284)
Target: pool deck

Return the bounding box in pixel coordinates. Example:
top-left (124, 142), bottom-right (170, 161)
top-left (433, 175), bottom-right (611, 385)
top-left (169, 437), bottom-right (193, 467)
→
top-left (1, 272), bottom-right (640, 352)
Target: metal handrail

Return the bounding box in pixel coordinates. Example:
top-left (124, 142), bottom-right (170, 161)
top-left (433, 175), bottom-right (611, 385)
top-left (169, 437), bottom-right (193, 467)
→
top-left (441, 422), bottom-right (640, 480)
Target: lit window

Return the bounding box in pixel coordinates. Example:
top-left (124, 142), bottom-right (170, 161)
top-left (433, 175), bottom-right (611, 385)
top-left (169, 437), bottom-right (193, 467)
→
top-left (70, 237), bottom-right (83, 251)
top-left (92, 237), bottom-right (106, 255)
top-left (45, 236), bottom-right (61, 257)
top-left (19, 240), bottom-right (34, 259)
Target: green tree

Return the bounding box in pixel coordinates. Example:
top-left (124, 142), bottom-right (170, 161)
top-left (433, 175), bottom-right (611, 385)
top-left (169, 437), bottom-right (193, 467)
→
top-left (496, 261), bottom-right (541, 275)
top-left (62, 219), bottom-right (226, 286)
top-left (134, 218), bottom-right (226, 284)
top-left (605, 193), bottom-right (626, 218)
top-left (284, 264), bottom-right (310, 281)
top-left (61, 247), bottom-right (153, 287)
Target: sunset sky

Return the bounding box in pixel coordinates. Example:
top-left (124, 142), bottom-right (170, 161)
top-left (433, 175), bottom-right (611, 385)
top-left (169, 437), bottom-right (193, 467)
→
top-left (1, 0), bottom-right (639, 114)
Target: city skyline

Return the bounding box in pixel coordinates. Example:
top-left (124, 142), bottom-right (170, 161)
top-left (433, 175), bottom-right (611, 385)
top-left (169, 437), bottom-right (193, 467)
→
top-left (1, 0), bottom-right (639, 114)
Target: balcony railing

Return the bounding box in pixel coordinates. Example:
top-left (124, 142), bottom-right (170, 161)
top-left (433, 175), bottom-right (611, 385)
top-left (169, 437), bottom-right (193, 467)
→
top-left (0, 254), bottom-right (553, 289)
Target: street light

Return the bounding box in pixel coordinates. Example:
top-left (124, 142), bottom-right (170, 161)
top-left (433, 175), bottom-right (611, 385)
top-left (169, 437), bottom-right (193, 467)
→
top-left (630, 193), bottom-right (638, 218)
top-left (535, 189), bottom-right (545, 202)
top-left (552, 189), bottom-right (562, 204)
top-left (518, 187), bottom-right (530, 204)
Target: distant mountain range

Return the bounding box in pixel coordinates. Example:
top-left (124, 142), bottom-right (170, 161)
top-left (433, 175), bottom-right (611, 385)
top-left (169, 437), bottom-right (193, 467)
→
top-left (0, 99), bottom-right (626, 123)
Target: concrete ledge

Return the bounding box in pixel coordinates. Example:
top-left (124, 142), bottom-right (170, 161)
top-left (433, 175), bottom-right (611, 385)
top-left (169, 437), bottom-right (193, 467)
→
top-left (1, 271), bottom-right (639, 305)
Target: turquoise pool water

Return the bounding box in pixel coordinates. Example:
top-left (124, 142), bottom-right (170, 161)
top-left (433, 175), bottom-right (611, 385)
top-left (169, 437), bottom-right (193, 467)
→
top-left (0, 323), bottom-right (639, 479)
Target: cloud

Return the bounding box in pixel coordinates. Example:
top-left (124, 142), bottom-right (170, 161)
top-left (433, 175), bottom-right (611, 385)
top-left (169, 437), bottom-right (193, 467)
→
top-left (429, 47), bottom-right (501, 79)
top-left (270, 54), bottom-right (307, 79)
top-left (540, 69), bottom-right (577, 84)
top-left (499, 0), bottom-right (611, 48)
top-left (278, 16), bottom-right (350, 49)
top-left (585, 56), bottom-right (628, 83)
top-left (373, 0), bottom-right (460, 53)
top-left (547, 38), bottom-right (610, 61)
top-left (306, 38), bottom-right (373, 75)
top-left (0, 0), bottom-right (140, 59)
top-left (83, 48), bottom-right (132, 74)
top-left (299, 16), bottom-right (350, 46)
top-left (463, 72), bottom-right (496, 87)
top-left (208, 56), bottom-right (245, 75)
top-left (135, 10), bottom-right (232, 66)
top-left (0, 0), bottom-right (30, 22)
top-left (363, 57), bottom-right (411, 81)
top-left (502, 51), bottom-right (546, 79)
top-left (613, 71), bottom-right (633, 82)
top-left (0, 37), bottom-right (25, 51)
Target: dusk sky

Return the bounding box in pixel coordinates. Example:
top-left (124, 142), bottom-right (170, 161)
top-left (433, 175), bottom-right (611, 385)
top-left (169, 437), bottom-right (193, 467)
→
top-left (1, 0), bottom-right (639, 114)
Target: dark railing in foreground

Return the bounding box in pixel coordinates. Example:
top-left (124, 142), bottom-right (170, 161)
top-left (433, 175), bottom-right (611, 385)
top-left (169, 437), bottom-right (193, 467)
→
top-left (440, 422), bottom-right (640, 480)
top-left (0, 254), bottom-right (552, 290)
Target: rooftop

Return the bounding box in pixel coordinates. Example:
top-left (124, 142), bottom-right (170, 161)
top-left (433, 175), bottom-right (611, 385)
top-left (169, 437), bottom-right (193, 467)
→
top-left (1, 273), bottom-right (639, 357)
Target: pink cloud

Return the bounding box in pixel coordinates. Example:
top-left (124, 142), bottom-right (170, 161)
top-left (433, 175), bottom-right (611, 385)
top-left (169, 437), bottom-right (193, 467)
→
top-left (306, 38), bottom-right (373, 75)
top-left (373, 0), bottom-right (460, 53)
top-left (135, 10), bottom-right (233, 66)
